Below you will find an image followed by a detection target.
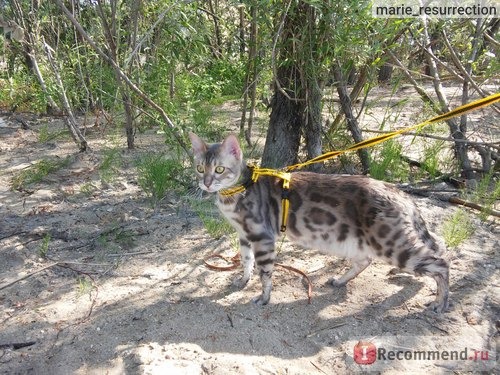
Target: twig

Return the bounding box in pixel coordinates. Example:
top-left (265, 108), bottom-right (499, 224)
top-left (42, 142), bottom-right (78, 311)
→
top-left (107, 251), bottom-right (153, 257)
top-left (0, 263), bottom-right (58, 291)
top-left (0, 341), bottom-right (36, 350)
top-left (0, 231), bottom-right (28, 241)
top-left (448, 196), bottom-right (500, 218)
top-left (483, 31), bottom-right (500, 48)
top-left (0, 261), bottom-right (109, 291)
top-left (310, 361), bottom-right (328, 375)
top-left (306, 322), bottom-right (347, 338)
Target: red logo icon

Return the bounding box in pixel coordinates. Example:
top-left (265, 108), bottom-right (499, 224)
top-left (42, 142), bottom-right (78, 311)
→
top-left (354, 341), bottom-right (377, 365)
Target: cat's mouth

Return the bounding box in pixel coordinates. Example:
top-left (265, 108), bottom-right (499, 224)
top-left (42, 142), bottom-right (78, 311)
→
top-left (199, 183), bottom-right (221, 194)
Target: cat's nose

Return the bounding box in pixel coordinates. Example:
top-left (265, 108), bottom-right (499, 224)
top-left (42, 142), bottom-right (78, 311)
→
top-left (203, 177), bottom-right (213, 188)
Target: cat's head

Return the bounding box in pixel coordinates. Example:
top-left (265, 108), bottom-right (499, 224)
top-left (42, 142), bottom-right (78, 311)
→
top-left (188, 132), bottom-right (243, 193)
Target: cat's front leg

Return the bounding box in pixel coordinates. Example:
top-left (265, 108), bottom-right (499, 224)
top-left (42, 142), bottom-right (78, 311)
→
top-left (249, 235), bottom-right (276, 306)
top-left (232, 238), bottom-right (254, 289)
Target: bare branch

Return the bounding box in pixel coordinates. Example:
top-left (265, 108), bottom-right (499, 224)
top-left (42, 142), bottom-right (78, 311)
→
top-left (53, 0), bottom-right (191, 158)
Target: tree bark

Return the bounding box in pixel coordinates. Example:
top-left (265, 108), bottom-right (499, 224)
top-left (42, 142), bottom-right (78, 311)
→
top-left (421, 18), bottom-right (474, 180)
top-left (333, 66), bottom-right (370, 172)
top-left (261, 85), bottom-right (302, 169)
top-left (262, 1), bottom-right (322, 170)
top-left (43, 39), bottom-right (87, 152)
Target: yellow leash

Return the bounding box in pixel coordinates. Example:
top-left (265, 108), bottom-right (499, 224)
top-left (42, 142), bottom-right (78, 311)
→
top-left (286, 92), bottom-right (500, 171)
top-left (220, 93), bottom-right (500, 232)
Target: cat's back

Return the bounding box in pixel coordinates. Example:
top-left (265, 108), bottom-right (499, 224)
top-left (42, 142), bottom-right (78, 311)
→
top-left (288, 172), bottom-right (421, 236)
top-left (289, 172), bottom-right (409, 210)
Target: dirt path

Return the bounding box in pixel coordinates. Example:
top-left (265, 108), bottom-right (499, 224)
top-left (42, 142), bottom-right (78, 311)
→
top-left (0, 103), bottom-right (498, 374)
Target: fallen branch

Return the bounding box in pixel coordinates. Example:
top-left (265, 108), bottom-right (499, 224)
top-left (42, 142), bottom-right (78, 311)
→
top-left (0, 261), bottom-right (109, 291)
top-left (401, 186), bottom-right (500, 218)
top-left (448, 196), bottom-right (500, 218)
top-left (107, 251), bottom-right (153, 258)
top-left (0, 262), bottom-right (58, 291)
top-left (0, 341), bottom-right (36, 350)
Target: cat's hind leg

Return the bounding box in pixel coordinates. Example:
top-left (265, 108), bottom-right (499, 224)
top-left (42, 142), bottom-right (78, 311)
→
top-left (411, 255), bottom-right (449, 313)
top-left (250, 235), bottom-right (276, 305)
top-left (329, 257), bottom-right (372, 287)
top-left (233, 238), bottom-right (254, 288)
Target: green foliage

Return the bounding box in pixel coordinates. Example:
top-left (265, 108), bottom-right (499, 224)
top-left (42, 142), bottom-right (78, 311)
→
top-left (136, 153), bottom-right (189, 205)
top-left (80, 182), bottom-right (98, 196)
top-left (189, 199), bottom-right (235, 239)
top-left (99, 147), bottom-right (122, 183)
top-left (11, 157), bottom-right (70, 191)
top-left (76, 276), bottom-right (93, 297)
top-left (38, 124), bottom-right (69, 143)
top-left (0, 75), bottom-right (49, 113)
top-left (369, 140), bottom-right (408, 182)
top-left (39, 233), bottom-right (51, 258)
top-left (472, 171), bottom-right (500, 222)
top-left (441, 209), bottom-right (475, 248)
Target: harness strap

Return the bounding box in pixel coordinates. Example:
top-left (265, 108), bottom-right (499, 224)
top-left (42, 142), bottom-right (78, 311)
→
top-left (220, 166), bottom-right (292, 232)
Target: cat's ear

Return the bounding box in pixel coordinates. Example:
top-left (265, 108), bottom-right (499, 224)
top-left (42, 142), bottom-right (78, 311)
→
top-left (221, 134), bottom-right (242, 161)
top-left (188, 132), bottom-right (207, 157)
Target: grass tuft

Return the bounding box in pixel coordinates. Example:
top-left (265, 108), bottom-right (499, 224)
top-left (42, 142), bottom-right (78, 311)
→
top-left (136, 153), bottom-right (189, 206)
top-left (11, 157), bottom-right (69, 190)
top-left (441, 209), bottom-right (475, 248)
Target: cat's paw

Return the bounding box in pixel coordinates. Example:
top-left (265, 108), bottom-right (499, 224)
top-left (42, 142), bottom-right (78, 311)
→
top-left (328, 278), bottom-right (347, 287)
top-left (232, 275), bottom-right (250, 289)
top-left (251, 294), bottom-right (270, 306)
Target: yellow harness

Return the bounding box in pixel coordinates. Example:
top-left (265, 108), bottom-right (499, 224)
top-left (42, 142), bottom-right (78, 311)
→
top-left (220, 166), bottom-right (292, 232)
top-left (219, 93), bottom-right (500, 233)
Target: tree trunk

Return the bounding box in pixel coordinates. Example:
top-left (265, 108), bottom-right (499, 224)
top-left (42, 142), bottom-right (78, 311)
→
top-left (97, 0), bottom-right (135, 149)
top-left (262, 1), bottom-right (322, 170)
top-left (245, 3), bottom-right (258, 146)
top-left (11, 0), bottom-right (60, 113)
top-left (43, 39), bottom-right (87, 152)
top-left (333, 65), bottom-right (370, 172)
top-left (378, 63), bottom-right (393, 83)
top-left (261, 86), bottom-right (302, 169)
top-left (421, 18), bottom-right (474, 180)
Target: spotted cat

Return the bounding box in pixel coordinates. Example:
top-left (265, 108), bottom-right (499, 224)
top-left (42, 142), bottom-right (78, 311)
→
top-left (189, 132), bottom-right (449, 313)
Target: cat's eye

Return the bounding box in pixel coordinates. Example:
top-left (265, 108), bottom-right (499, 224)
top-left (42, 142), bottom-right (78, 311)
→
top-left (196, 165), bottom-right (205, 173)
top-left (215, 166), bottom-right (225, 174)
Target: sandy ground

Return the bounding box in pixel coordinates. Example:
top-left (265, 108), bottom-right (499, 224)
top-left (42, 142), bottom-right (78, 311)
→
top-left (0, 89), bottom-right (499, 374)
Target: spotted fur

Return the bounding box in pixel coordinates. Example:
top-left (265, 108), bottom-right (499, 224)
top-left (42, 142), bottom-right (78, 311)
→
top-left (189, 132), bottom-right (450, 313)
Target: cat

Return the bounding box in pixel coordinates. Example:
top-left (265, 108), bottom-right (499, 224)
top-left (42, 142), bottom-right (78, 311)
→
top-left (189, 132), bottom-right (450, 313)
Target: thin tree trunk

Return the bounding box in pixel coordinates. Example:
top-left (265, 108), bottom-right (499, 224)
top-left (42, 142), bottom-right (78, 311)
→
top-left (238, 2), bottom-right (245, 59)
top-left (333, 65), bottom-right (370, 172)
top-left (328, 66), bottom-right (368, 135)
top-left (207, 0), bottom-right (223, 59)
top-left (245, 3), bottom-right (258, 146)
top-left (97, 0), bottom-right (135, 149)
top-left (43, 39), bottom-right (87, 152)
top-left (421, 19), bottom-right (474, 180)
top-left (11, 0), bottom-right (59, 113)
